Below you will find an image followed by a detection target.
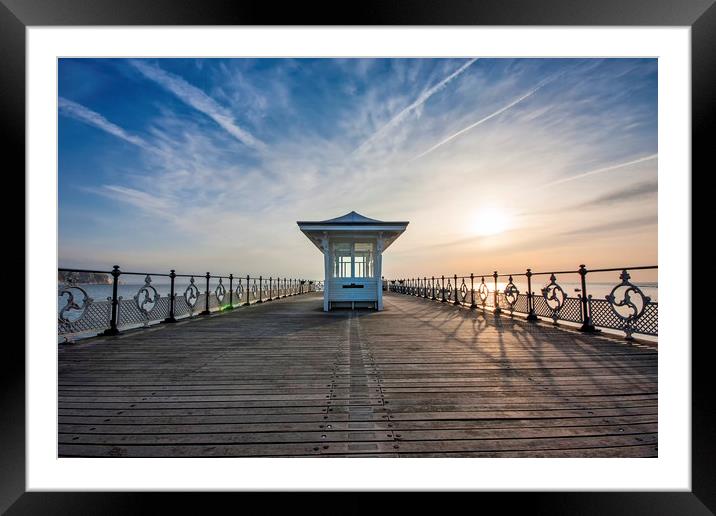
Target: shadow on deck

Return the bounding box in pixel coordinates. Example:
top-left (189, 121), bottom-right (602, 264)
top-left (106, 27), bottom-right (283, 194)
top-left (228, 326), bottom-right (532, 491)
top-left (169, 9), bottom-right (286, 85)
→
top-left (58, 291), bottom-right (657, 457)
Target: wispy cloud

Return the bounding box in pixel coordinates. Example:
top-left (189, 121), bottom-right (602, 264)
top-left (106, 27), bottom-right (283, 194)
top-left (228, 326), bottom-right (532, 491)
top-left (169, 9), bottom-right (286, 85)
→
top-left (558, 214), bottom-right (656, 237)
top-left (583, 181), bottom-right (657, 206)
top-left (58, 97), bottom-right (149, 149)
top-left (545, 154), bottom-right (658, 187)
top-left (130, 60), bottom-right (266, 151)
top-left (353, 58), bottom-right (478, 156)
top-left (410, 74), bottom-right (557, 162)
top-left (91, 185), bottom-right (176, 219)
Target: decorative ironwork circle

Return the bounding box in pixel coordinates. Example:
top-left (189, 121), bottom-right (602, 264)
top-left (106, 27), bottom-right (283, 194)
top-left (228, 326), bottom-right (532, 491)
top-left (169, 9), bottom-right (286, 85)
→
top-left (184, 277), bottom-right (200, 308)
top-left (605, 269), bottom-right (651, 323)
top-left (460, 281), bottom-right (468, 301)
top-left (504, 276), bottom-right (520, 307)
top-left (541, 274), bottom-right (566, 313)
top-left (477, 279), bottom-right (489, 304)
top-left (215, 278), bottom-right (226, 303)
top-left (135, 275), bottom-right (159, 315)
top-left (445, 280), bottom-right (453, 301)
top-left (58, 284), bottom-right (93, 323)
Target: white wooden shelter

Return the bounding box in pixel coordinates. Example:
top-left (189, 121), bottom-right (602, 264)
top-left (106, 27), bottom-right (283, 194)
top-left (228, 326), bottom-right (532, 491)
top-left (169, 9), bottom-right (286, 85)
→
top-left (297, 211), bottom-right (409, 311)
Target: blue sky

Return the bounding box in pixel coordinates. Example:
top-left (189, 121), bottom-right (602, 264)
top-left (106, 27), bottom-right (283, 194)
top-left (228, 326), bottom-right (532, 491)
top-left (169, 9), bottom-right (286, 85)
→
top-left (58, 58), bottom-right (657, 278)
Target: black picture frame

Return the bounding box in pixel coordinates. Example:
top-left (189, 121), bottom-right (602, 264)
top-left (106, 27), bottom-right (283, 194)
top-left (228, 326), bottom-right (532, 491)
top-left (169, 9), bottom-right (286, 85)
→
top-left (4, 0), bottom-right (708, 512)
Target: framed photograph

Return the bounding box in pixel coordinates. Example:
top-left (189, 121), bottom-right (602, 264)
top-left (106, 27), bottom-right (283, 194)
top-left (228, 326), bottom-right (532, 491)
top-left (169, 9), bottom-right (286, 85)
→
top-left (7, 0), bottom-right (708, 512)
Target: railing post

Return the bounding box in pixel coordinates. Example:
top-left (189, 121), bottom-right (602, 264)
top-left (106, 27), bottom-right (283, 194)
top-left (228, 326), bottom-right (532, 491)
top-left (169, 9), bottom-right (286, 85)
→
top-left (163, 269), bottom-right (177, 323)
top-left (102, 265), bottom-right (122, 335)
top-left (493, 271), bottom-right (501, 315)
top-left (257, 276), bottom-right (263, 303)
top-left (578, 264), bottom-right (597, 332)
top-left (423, 277), bottom-right (427, 298)
top-left (245, 275), bottom-right (250, 305)
top-left (268, 276), bottom-right (273, 301)
top-left (453, 274), bottom-right (460, 306)
top-left (200, 272), bottom-right (211, 315)
top-left (441, 275), bottom-right (446, 302)
top-left (228, 273), bottom-right (234, 309)
top-left (470, 273), bottom-right (477, 309)
top-left (526, 268), bottom-right (538, 321)
top-left (431, 276), bottom-right (436, 300)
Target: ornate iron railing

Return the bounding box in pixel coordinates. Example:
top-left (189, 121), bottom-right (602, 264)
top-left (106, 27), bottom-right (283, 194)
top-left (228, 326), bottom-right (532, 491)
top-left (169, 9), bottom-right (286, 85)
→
top-left (58, 266), bottom-right (321, 341)
top-left (388, 265), bottom-right (657, 340)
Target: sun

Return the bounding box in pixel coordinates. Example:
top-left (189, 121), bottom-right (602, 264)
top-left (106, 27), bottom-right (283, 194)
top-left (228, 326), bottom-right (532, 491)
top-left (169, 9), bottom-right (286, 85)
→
top-left (471, 207), bottom-right (510, 236)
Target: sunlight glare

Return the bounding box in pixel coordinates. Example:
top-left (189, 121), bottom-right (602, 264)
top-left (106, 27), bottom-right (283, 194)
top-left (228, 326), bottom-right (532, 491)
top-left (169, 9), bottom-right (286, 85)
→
top-left (471, 207), bottom-right (510, 236)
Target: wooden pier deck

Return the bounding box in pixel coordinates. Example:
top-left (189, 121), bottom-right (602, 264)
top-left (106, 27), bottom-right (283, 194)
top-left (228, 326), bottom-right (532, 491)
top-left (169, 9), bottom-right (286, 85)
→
top-left (58, 292), bottom-right (657, 457)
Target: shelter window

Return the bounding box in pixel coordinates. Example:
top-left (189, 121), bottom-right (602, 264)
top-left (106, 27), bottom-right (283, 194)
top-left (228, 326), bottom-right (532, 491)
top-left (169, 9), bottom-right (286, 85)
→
top-left (354, 242), bottom-right (375, 278)
top-left (333, 243), bottom-right (352, 278)
top-left (331, 241), bottom-right (375, 278)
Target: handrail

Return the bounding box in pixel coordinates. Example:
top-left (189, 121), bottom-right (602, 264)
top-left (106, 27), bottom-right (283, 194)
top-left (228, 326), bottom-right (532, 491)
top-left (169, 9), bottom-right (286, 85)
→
top-left (387, 264), bottom-right (657, 340)
top-left (57, 265), bottom-right (323, 340)
top-left (421, 265), bottom-right (657, 279)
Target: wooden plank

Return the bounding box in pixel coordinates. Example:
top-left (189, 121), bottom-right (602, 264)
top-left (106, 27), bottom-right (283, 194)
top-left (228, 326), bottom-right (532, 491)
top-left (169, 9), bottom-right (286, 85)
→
top-left (58, 415), bottom-right (657, 434)
top-left (58, 434), bottom-right (657, 457)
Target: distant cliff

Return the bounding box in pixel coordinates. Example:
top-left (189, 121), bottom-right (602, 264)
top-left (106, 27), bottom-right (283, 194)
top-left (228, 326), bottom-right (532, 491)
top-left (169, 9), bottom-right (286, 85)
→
top-left (58, 271), bottom-right (112, 285)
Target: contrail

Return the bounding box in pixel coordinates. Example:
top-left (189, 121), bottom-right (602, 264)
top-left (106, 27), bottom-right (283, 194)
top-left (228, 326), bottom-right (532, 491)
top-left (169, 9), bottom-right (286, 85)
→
top-left (353, 58), bottom-right (478, 156)
top-left (545, 154), bottom-right (658, 187)
top-left (130, 60), bottom-right (266, 151)
top-left (58, 97), bottom-right (149, 149)
top-left (410, 74), bottom-right (556, 162)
